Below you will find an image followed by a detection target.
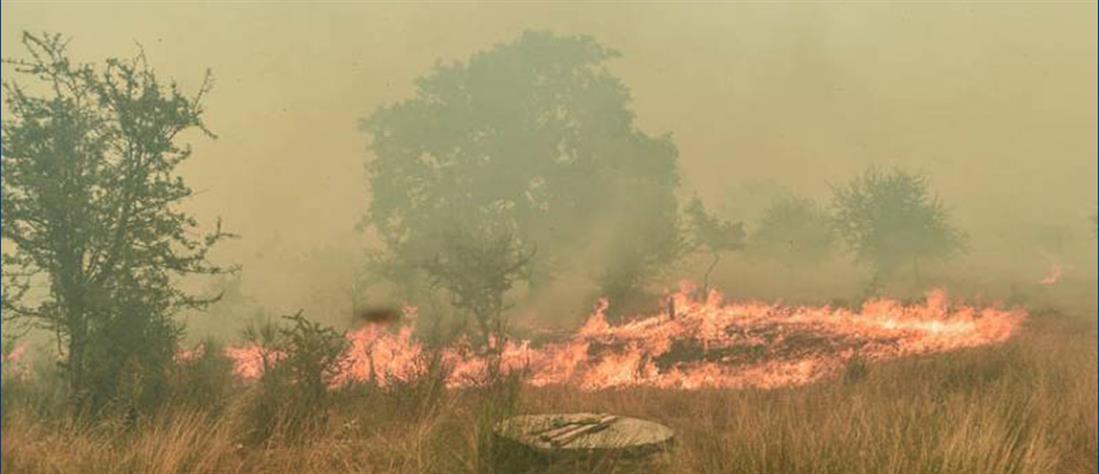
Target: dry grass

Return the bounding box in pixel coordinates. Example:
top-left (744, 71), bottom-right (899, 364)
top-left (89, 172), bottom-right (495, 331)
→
top-left (3, 308), bottom-right (1095, 474)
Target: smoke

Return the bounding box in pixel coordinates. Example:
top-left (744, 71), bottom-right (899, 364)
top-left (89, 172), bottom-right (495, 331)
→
top-left (2, 3), bottom-right (1094, 341)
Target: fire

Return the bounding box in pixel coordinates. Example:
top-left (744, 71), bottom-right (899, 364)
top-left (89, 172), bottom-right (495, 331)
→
top-left (2, 344), bottom-right (26, 364)
top-left (225, 285), bottom-right (1025, 391)
top-left (2, 344), bottom-right (30, 380)
top-left (224, 345), bottom-right (285, 381)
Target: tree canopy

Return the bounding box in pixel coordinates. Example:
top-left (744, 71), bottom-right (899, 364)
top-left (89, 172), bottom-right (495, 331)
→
top-left (1, 32), bottom-right (235, 412)
top-left (830, 168), bottom-right (965, 286)
top-left (360, 31), bottom-right (682, 315)
top-left (747, 194), bottom-right (834, 269)
top-left (683, 196), bottom-right (744, 294)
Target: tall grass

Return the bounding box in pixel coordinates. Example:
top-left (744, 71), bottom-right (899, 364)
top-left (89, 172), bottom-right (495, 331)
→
top-left (3, 309), bottom-right (1095, 474)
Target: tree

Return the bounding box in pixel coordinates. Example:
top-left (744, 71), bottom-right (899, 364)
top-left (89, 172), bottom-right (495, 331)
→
top-left (830, 168), bottom-right (965, 288)
top-left (747, 194), bottom-right (834, 270)
top-left (360, 30), bottom-right (682, 316)
top-left (1, 32), bottom-right (235, 412)
top-left (418, 222), bottom-right (535, 346)
top-left (683, 196), bottom-right (745, 295)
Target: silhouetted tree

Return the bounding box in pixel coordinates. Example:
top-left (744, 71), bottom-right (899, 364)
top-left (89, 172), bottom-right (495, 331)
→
top-left (0, 32), bottom-right (235, 413)
top-left (360, 30), bottom-right (681, 314)
top-left (683, 196), bottom-right (744, 295)
top-left (747, 195), bottom-right (834, 270)
top-left (419, 223), bottom-right (534, 345)
top-left (831, 168), bottom-right (965, 290)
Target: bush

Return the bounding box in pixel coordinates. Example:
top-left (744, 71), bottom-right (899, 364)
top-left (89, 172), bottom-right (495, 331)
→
top-left (242, 311), bottom-right (349, 444)
top-left (170, 338), bottom-right (237, 412)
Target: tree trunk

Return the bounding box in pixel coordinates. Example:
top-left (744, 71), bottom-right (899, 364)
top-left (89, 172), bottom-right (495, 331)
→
top-left (702, 252), bottom-right (720, 297)
top-left (65, 294), bottom-right (89, 410)
top-left (68, 324), bottom-right (86, 406)
top-left (59, 245), bottom-right (89, 409)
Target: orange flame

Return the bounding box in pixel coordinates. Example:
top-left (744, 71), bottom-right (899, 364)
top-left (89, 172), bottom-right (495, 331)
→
top-left (2, 344), bottom-right (26, 364)
top-left (225, 345), bottom-right (285, 380)
top-left (2, 344), bottom-right (30, 380)
top-left (224, 286), bottom-right (1025, 391)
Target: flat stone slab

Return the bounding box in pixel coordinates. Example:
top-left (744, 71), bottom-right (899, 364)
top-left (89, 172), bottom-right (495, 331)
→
top-left (494, 412), bottom-right (675, 457)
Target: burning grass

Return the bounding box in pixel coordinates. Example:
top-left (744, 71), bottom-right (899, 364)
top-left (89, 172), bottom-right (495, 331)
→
top-left (1, 287), bottom-right (1093, 474)
top-left (229, 284), bottom-right (1023, 391)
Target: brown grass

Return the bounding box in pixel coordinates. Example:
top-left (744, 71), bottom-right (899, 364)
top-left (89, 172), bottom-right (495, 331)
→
top-left (3, 309), bottom-right (1095, 474)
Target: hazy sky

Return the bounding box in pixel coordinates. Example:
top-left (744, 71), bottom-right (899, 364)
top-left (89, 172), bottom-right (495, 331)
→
top-left (3, 2), bottom-right (1095, 315)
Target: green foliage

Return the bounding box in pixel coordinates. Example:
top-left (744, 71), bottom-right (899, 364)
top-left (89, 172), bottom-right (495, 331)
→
top-left (360, 30), bottom-right (682, 315)
top-left (0, 32), bottom-right (236, 414)
top-left (683, 196), bottom-right (745, 294)
top-left (831, 168), bottom-right (966, 286)
top-left (272, 311), bottom-right (349, 401)
top-left (242, 311), bottom-right (349, 444)
top-left (169, 338), bottom-right (236, 412)
top-left (747, 194), bottom-right (835, 269)
top-left (419, 225), bottom-right (535, 344)
top-left (685, 197), bottom-right (745, 255)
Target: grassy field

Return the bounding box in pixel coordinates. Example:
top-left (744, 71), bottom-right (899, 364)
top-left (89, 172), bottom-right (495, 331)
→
top-left (2, 293), bottom-right (1096, 474)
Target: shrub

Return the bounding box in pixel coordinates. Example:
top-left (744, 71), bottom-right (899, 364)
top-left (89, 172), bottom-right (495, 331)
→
top-left (242, 311), bottom-right (349, 444)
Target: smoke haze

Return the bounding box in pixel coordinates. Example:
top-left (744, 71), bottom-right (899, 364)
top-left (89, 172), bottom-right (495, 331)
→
top-left (3, 2), bottom-right (1095, 333)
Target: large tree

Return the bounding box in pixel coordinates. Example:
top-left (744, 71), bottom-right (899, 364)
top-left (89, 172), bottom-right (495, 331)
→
top-left (361, 31), bottom-right (682, 315)
top-left (830, 168), bottom-right (965, 288)
top-left (1, 32), bottom-right (235, 411)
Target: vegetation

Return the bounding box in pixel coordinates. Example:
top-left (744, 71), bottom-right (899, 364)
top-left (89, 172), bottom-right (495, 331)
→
top-left (241, 311), bottom-right (349, 444)
top-left (360, 31), bottom-right (682, 319)
top-left (746, 194), bottom-right (835, 270)
top-left (683, 197), bottom-right (744, 295)
top-left (419, 225), bottom-right (535, 345)
top-left (2, 306), bottom-right (1094, 473)
top-left (0, 32), bottom-right (235, 415)
top-left (1, 27), bottom-right (1094, 474)
top-left (831, 168), bottom-right (966, 291)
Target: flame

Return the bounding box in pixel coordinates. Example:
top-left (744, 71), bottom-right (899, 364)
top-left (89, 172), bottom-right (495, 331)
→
top-left (174, 344), bottom-right (205, 364)
top-left (225, 345), bottom-right (285, 381)
top-left (2, 344), bottom-right (26, 364)
top-left (2, 344), bottom-right (30, 380)
top-left (224, 286), bottom-right (1025, 391)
